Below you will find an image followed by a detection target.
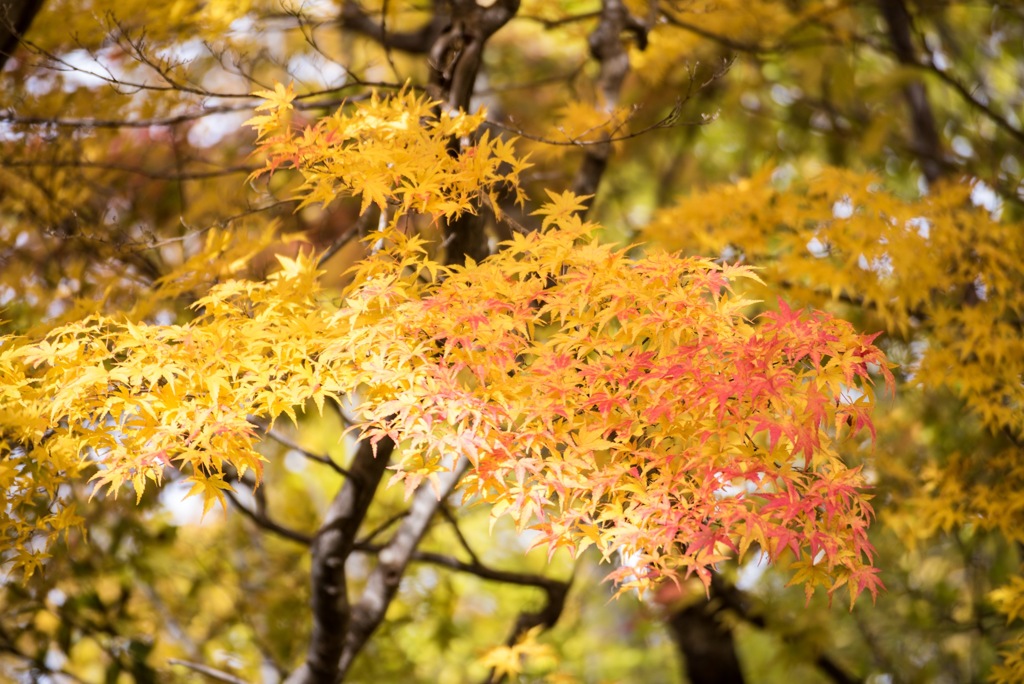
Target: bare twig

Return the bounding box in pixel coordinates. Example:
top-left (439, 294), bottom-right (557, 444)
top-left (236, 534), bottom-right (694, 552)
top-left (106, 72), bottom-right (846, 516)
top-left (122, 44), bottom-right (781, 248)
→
top-left (439, 502), bottom-right (481, 566)
top-left (318, 209), bottom-right (375, 267)
top-left (167, 659), bottom-right (250, 684)
top-left (355, 509), bottom-right (410, 546)
top-left (353, 542), bottom-right (567, 592)
top-left (659, 4), bottom-right (841, 55)
top-left (251, 419), bottom-right (352, 477)
top-left (226, 489), bottom-right (314, 546)
top-left (0, 157), bottom-right (256, 181)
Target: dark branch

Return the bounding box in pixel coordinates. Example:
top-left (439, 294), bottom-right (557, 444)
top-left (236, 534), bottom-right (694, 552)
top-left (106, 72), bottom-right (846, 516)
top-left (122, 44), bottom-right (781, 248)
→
top-left (226, 489), bottom-right (314, 546)
top-left (483, 564), bottom-right (572, 684)
top-left (0, 0), bottom-right (45, 69)
top-left (659, 4), bottom-right (845, 56)
top-left (353, 542), bottom-right (566, 592)
top-left (252, 419), bottom-right (352, 477)
top-left (439, 502), bottom-right (481, 566)
top-left (336, 458), bottom-right (470, 678)
top-left (0, 157), bottom-right (256, 181)
top-left (354, 509), bottom-right (409, 547)
top-left (708, 577), bottom-right (861, 684)
top-left (317, 209), bottom-right (374, 268)
top-left (425, 0), bottom-right (520, 265)
top-left (284, 437), bottom-right (394, 684)
top-left (340, 0), bottom-right (449, 54)
top-left (571, 0), bottom-right (647, 215)
top-left (877, 0), bottom-right (946, 183)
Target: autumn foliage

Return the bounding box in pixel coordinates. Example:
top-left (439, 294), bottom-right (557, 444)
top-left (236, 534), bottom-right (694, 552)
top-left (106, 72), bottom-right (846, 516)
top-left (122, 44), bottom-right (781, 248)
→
top-left (0, 91), bottom-right (892, 610)
top-left (2, 1), bottom-right (1023, 682)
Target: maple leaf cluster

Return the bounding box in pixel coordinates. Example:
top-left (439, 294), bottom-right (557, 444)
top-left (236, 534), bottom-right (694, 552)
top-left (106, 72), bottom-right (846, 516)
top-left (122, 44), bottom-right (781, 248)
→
top-left (0, 90), bottom-right (894, 608)
top-left (247, 85), bottom-right (530, 219)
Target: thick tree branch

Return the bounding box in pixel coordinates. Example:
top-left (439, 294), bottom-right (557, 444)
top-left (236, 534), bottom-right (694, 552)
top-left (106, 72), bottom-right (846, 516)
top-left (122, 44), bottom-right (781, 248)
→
top-left (422, 0), bottom-right (520, 265)
top-left (425, 0), bottom-right (520, 112)
top-left (665, 595), bottom-right (745, 684)
top-left (877, 0), bottom-right (946, 183)
top-left (571, 0), bottom-right (646, 215)
top-left (336, 458), bottom-right (471, 678)
top-left (340, 0), bottom-right (448, 54)
top-left (285, 437), bottom-right (394, 684)
top-left (354, 533), bottom-right (573, 684)
top-left (706, 576), bottom-right (862, 684)
top-left (0, 0), bottom-right (44, 69)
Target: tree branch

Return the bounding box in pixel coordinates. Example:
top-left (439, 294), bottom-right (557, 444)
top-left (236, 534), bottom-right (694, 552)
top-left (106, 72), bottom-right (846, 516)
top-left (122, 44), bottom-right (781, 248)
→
top-left (251, 419), bottom-right (352, 477)
top-left (336, 457), bottom-right (471, 678)
top-left (0, 0), bottom-right (45, 69)
top-left (285, 437), bottom-right (395, 684)
top-left (483, 565), bottom-right (572, 684)
top-left (340, 0), bottom-right (449, 54)
top-left (571, 0), bottom-right (647, 215)
top-left (439, 502), bottom-right (481, 566)
top-left (167, 659), bottom-right (250, 684)
top-left (226, 488), bottom-right (314, 546)
top-left (0, 157), bottom-right (256, 181)
top-left (659, 7), bottom-right (836, 56)
top-left (353, 542), bottom-right (566, 592)
top-left (317, 209), bottom-right (374, 268)
top-left (877, 0), bottom-right (946, 183)
top-left (708, 576), bottom-right (862, 684)
top-left (425, 0), bottom-right (521, 265)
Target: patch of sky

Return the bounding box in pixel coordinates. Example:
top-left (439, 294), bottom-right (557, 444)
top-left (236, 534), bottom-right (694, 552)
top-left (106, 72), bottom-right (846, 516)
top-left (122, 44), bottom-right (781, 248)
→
top-left (770, 83), bottom-right (801, 107)
top-left (838, 384), bottom-right (864, 405)
top-left (284, 448), bottom-right (308, 472)
top-left (154, 309), bottom-right (177, 325)
top-left (970, 179), bottom-right (1001, 218)
top-left (280, 0), bottom-right (338, 20)
top-left (186, 110), bottom-right (251, 148)
top-left (24, 69), bottom-right (57, 97)
top-left (806, 235), bottom-right (829, 258)
top-left (832, 197), bottom-right (853, 219)
top-left (155, 37), bottom-right (207, 63)
top-left (58, 48), bottom-right (127, 92)
top-left (771, 163), bottom-right (796, 189)
top-left (951, 135), bottom-right (974, 158)
top-left (158, 478), bottom-right (209, 525)
top-left (973, 275), bottom-right (988, 302)
top-left (287, 53), bottom-right (347, 90)
top-left (907, 216), bottom-right (930, 239)
top-left (0, 285), bottom-right (15, 307)
top-left (735, 550), bottom-right (770, 590)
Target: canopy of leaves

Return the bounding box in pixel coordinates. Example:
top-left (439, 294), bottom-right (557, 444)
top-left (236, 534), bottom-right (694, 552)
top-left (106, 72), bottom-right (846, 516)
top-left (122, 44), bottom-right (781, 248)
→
top-left (1, 0), bottom-right (1023, 682)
